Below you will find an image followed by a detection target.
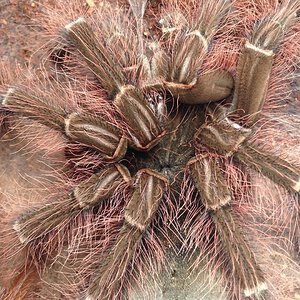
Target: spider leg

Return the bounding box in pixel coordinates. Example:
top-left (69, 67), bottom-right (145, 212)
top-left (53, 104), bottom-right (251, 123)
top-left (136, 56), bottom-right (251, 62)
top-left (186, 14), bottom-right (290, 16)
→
top-left (64, 18), bottom-right (165, 151)
top-left (188, 156), bottom-right (267, 297)
top-left (86, 168), bottom-right (168, 300)
top-left (144, 51), bottom-right (233, 104)
top-left (163, 70), bottom-right (234, 105)
top-left (231, 3), bottom-right (298, 125)
top-left (196, 112), bottom-right (300, 192)
top-left (64, 17), bottom-right (125, 96)
top-left (1, 87), bottom-right (66, 130)
top-left (65, 112), bottom-right (128, 161)
top-left (231, 41), bottom-right (274, 124)
top-left (195, 108), bottom-right (252, 157)
top-left (192, 101), bottom-right (300, 296)
top-left (164, 0), bottom-right (231, 85)
top-left (237, 143), bottom-right (300, 192)
top-left (169, 30), bottom-right (209, 84)
top-left (1, 88), bottom-right (128, 161)
top-left (113, 85), bottom-right (165, 150)
top-left (148, 0), bottom-right (234, 104)
top-left (13, 164), bottom-right (131, 244)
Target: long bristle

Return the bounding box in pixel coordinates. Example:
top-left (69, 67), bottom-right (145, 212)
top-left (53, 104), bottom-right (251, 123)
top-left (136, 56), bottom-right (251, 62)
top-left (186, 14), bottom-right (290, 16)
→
top-left (0, 0), bottom-right (299, 299)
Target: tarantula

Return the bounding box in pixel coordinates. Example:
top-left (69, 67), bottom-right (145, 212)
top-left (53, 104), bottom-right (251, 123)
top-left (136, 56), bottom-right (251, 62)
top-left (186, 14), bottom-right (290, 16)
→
top-left (0, 0), bottom-right (300, 299)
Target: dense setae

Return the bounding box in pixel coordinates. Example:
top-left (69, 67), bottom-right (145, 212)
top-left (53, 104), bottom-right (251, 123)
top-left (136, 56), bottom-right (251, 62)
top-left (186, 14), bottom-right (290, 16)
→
top-left (0, 1), bottom-right (299, 299)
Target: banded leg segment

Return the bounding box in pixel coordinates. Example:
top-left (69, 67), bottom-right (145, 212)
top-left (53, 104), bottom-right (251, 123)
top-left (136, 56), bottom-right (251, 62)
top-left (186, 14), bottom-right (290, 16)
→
top-left (159, 1), bottom-right (233, 104)
top-left (86, 168), bottom-right (168, 300)
top-left (65, 112), bottom-right (127, 161)
top-left (143, 56), bottom-right (233, 104)
top-left (64, 18), bottom-right (165, 151)
top-left (163, 0), bottom-right (230, 85)
top-left (196, 114), bottom-right (300, 192)
top-left (231, 41), bottom-right (274, 124)
top-left (13, 164), bottom-right (130, 244)
top-left (188, 157), bottom-right (267, 297)
top-left (195, 113), bottom-right (252, 156)
top-left (237, 143), bottom-right (300, 192)
top-left (169, 30), bottom-right (208, 84)
top-left (64, 17), bottom-right (125, 96)
top-left (231, 3), bottom-right (299, 125)
top-left (212, 207), bottom-right (267, 297)
top-left (164, 70), bottom-right (233, 105)
top-left (74, 164), bottom-right (131, 208)
top-left (114, 85), bottom-right (165, 150)
top-left (1, 88), bottom-right (128, 161)
top-left (188, 156), bottom-right (231, 210)
top-left (1, 88), bottom-right (66, 130)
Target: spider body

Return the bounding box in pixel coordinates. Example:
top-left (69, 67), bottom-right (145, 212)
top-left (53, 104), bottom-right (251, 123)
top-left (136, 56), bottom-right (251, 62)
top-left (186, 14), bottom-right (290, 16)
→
top-left (126, 105), bottom-right (202, 181)
top-left (0, 0), bottom-right (300, 299)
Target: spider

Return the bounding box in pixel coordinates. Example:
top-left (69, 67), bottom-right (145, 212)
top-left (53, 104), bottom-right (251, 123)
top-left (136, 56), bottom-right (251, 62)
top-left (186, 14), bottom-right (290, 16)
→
top-left (0, 0), bottom-right (300, 299)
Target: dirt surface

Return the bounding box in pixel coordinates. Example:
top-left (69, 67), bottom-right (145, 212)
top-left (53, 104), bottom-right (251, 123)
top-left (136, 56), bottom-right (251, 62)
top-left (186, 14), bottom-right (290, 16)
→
top-left (0, 0), bottom-right (163, 66)
top-left (0, 0), bottom-right (48, 65)
top-left (0, 0), bottom-right (299, 97)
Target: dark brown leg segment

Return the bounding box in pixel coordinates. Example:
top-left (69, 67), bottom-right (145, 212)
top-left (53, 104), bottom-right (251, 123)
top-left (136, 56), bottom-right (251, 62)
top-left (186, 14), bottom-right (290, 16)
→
top-left (237, 143), bottom-right (300, 192)
top-left (188, 156), bottom-right (267, 297)
top-left (64, 18), bottom-right (125, 96)
top-left (231, 41), bottom-right (274, 125)
top-left (86, 168), bottom-right (168, 300)
top-left (64, 19), bottom-right (165, 151)
top-left (13, 164), bottom-right (130, 244)
top-left (1, 88), bottom-right (128, 161)
top-left (196, 113), bottom-right (300, 192)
